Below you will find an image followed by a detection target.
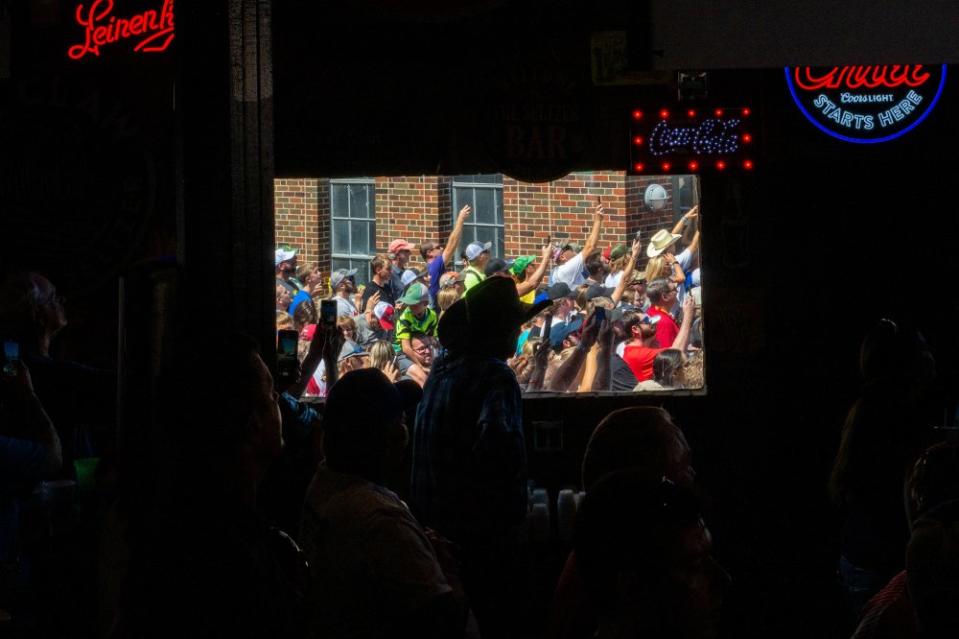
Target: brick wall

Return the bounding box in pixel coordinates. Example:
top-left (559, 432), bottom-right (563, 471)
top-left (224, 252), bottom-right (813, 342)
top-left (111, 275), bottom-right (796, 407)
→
top-left (503, 171), bottom-right (628, 259)
top-left (273, 171), bottom-right (683, 281)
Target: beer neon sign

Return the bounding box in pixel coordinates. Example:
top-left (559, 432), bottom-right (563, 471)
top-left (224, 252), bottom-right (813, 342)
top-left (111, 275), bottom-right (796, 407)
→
top-left (629, 107), bottom-right (755, 174)
top-left (67, 0), bottom-right (175, 61)
top-left (785, 64), bottom-right (947, 144)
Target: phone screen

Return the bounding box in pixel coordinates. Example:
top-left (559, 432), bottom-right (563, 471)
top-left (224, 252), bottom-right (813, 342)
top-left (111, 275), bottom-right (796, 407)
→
top-left (592, 307), bottom-right (607, 324)
top-left (278, 330), bottom-right (299, 357)
top-left (320, 300), bottom-right (337, 326)
top-left (3, 340), bottom-right (18, 362)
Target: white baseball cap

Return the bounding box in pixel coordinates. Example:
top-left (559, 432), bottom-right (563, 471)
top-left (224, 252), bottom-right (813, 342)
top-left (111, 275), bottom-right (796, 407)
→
top-left (464, 241), bottom-right (492, 261)
top-left (274, 248), bottom-right (297, 266)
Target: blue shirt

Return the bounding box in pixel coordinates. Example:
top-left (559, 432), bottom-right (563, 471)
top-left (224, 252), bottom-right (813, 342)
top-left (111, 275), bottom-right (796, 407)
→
top-left (426, 255), bottom-right (445, 305)
top-left (410, 353), bottom-right (527, 542)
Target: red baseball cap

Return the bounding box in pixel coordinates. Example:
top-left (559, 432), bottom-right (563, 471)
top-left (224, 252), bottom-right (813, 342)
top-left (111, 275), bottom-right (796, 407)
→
top-left (389, 239), bottom-right (414, 255)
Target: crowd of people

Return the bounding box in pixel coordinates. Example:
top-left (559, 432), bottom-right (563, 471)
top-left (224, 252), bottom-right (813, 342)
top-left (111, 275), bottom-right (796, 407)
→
top-left (274, 201), bottom-right (705, 396)
top-left (4, 201), bottom-right (959, 639)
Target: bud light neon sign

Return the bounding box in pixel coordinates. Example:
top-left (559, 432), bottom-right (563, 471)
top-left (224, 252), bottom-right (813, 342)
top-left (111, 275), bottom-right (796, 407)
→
top-left (785, 65), bottom-right (946, 144)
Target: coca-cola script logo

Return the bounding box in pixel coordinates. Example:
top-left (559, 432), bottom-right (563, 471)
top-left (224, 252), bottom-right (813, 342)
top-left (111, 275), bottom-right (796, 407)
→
top-left (67, 0), bottom-right (175, 61)
top-left (785, 64), bottom-right (947, 144)
top-left (629, 107), bottom-right (755, 174)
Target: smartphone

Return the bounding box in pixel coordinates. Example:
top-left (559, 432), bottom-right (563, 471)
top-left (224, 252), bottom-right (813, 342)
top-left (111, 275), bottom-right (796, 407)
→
top-left (3, 340), bottom-right (18, 377)
top-left (542, 313), bottom-right (553, 344)
top-left (276, 329), bottom-right (299, 384)
top-left (592, 306), bottom-right (607, 324)
top-left (320, 300), bottom-right (337, 328)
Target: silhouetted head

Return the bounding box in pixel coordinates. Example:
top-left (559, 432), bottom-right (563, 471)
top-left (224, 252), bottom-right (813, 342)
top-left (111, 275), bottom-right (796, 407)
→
top-left (0, 272), bottom-right (68, 353)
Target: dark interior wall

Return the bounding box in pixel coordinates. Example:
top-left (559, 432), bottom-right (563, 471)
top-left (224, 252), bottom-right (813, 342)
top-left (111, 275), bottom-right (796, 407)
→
top-left (273, 4), bottom-right (959, 636)
top-left (0, 0), bottom-right (177, 368)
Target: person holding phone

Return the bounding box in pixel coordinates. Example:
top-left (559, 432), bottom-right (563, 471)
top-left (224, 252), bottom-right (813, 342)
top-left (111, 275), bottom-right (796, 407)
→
top-left (510, 242), bottom-right (554, 304)
top-left (420, 204), bottom-right (471, 307)
top-left (551, 203), bottom-right (606, 289)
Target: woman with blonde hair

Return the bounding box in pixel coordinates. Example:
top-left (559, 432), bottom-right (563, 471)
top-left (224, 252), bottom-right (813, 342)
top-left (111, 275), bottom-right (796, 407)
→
top-left (437, 287), bottom-right (460, 317)
top-left (367, 339), bottom-right (400, 381)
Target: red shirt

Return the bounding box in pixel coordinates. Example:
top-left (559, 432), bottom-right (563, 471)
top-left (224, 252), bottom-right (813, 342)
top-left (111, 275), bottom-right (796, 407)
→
top-left (622, 343), bottom-right (663, 382)
top-left (647, 305), bottom-right (679, 348)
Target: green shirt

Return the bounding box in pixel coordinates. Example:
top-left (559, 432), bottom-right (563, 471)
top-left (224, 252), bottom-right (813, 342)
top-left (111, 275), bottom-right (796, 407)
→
top-left (462, 266), bottom-right (485, 294)
top-left (394, 306), bottom-right (439, 353)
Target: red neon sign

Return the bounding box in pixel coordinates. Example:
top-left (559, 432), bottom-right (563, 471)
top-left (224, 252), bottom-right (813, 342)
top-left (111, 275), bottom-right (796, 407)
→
top-left (67, 0), bottom-right (175, 60)
top-left (793, 65), bottom-right (930, 91)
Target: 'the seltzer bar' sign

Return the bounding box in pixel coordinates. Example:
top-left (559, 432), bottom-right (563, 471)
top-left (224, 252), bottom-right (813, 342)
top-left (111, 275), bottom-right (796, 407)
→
top-left (785, 65), bottom-right (947, 144)
top-left (67, 0), bottom-right (175, 60)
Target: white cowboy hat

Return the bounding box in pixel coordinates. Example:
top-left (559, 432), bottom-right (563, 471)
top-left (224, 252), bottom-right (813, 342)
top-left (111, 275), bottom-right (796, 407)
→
top-left (646, 229), bottom-right (682, 258)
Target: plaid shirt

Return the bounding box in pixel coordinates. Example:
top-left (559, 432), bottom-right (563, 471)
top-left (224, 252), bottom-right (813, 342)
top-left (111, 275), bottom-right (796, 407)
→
top-left (410, 352), bottom-right (527, 543)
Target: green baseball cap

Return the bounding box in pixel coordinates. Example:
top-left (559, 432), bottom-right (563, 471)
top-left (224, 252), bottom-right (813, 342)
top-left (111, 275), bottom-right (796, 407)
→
top-left (509, 256), bottom-right (535, 276)
top-left (398, 282), bottom-right (429, 306)
top-left (609, 244), bottom-right (628, 261)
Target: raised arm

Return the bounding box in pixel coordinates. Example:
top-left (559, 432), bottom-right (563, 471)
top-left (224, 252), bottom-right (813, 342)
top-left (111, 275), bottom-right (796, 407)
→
top-left (1, 362), bottom-right (61, 475)
top-left (611, 237), bottom-right (643, 305)
top-left (579, 203), bottom-right (605, 261)
top-left (287, 323), bottom-right (342, 399)
top-left (670, 204), bottom-right (699, 236)
top-left (516, 243), bottom-right (553, 297)
top-left (663, 253), bottom-right (687, 284)
top-left (669, 295), bottom-right (697, 351)
top-left (441, 205), bottom-right (472, 267)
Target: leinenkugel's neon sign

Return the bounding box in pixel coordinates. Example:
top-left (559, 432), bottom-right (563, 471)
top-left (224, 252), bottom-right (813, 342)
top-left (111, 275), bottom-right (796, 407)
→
top-left (67, 0), bottom-right (175, 60)
top-left (785, 64), bottom-right (947, 143)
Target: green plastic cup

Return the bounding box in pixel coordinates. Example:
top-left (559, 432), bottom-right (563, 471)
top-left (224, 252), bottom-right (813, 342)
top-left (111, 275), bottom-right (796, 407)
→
top-left (74, 457), bottom-right (100, 495)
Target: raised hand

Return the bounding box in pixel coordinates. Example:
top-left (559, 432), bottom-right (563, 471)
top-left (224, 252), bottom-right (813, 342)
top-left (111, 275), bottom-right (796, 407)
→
top-left (382, 359), bottom-right (400, 382)
top-left (685, 205), bottom-right (699, 220)
top-left (458, 204), bottom-right (472, 222)
top-left (364, 291), bottom-right (381, 313)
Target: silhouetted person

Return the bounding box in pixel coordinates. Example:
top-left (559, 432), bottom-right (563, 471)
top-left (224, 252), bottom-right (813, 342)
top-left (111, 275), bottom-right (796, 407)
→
top-left (851, 443), bottom-right (959, 639)
top-left (906, 500), bottom-right (959, 639)
top-left (831, 320), bottom-right (938, 620)
top-left (411, 276), bottom-right (549, 638)
top-left (0, 272), bottom-right (114, 474)
top-left (300, 369), bottom-right (467, 639)
top-left (573, 469), bottom-right (729, 639)
top-left (547, 407), bottom-right (696, 639)
top-left (117, 334), bottom-right (308, 639)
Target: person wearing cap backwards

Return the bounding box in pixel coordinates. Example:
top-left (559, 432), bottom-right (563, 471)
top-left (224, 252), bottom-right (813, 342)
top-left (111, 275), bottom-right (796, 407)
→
top-left (620, 293), bottom-right (696, 382)
top-left (508, 242), bottom-right (554, 304)
top-left (300, 369), bottom-right (468, 638)
top-left (275, 247), bottom-right (301, 295)
top-left (551, 202), bottom-right (606, 288)
top-left (420, 204), bottom-right (472, 305)
top-left (393, 282), bottom-right (438, 374)
top-left (352, 300), bottom-right (396, 349)
top-left (603, 243), bottom-right (631, 289)
top-left (388, 239), bottom-right (415, 302)
top-left (461, 240), bottom-right (491, 293)
top-left (411, 276), bottom-right (551, 637)
top-left (329, 268), bottom-right (359, 318)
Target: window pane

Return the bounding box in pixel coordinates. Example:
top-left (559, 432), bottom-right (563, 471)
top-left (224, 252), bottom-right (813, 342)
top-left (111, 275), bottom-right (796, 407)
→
top-left (474, 225), bottom-right (495, 247)
top-left (331, 184), bottom-right (349, 216)
top-left (494, 189), bottom-right (504, 224)
top-left (349, 184), bottom-right (370, 219)
top-left (352, 260), bottom-right (371, 286)
top-left (474, 188), bottom-right (494, 224)
top-left (331, 257), bottom-right (350, 274)
top-left (333, 219), bottom-right (349, 254)
top-left (495, 229), bottom-right (505, 258)
top-left (350, 221), bottom-right (370, 255)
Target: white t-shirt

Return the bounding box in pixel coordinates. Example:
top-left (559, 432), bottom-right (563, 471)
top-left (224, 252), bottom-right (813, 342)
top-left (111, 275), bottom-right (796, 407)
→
top-left (673, 248), bottom-right (695, 313)
top-left (551, 252), bottom-right (586, 288)
top-left (335, 296), bottom-right (358, 318)
top-left (604, 271), bottom-right (624, 289)
top-left (300, 466), bottom-right (451, 639)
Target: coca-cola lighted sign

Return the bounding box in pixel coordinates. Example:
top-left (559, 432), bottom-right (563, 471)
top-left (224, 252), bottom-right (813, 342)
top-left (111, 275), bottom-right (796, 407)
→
top-left (629, 106), bottom-right (755, 174)
top-left (785, 64), bottom-right (947, 144)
